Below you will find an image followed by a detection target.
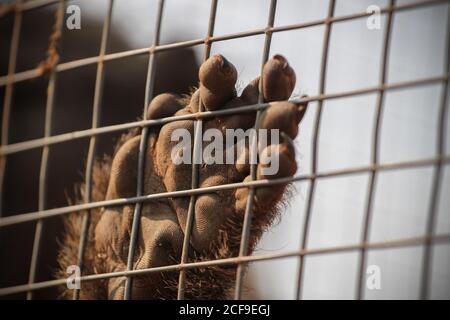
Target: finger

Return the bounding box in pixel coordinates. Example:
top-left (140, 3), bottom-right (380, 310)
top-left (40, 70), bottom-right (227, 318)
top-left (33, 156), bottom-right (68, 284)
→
top-left (225, 54), bottom-right (297, 133)
top-left (241, 54), bottom-right (296, 104)
top-left (146, 93), bottom-right (184, 120)
top-left (226, 99), bottom-right (307, 185)
top-left (105, 135), bottom-right (141, 200)
top-left (203, 55), bottom-right (298, 135)
top-left (199, 54), bottom-right (237, 111)
top-left (210, 76), bottom-right (260, 133)
top-left (192, 191), bottom-right (234, 252)
top-left (155, 118), bottom-right (195, 191)
top-left (255, 142), bottom-right (297, 208)
top-left (259, 101), bottom-right (308, 140)
top-left (262, 54), bottom-right (296, 102)
top-left (234, 142), bottom-right (297, 215)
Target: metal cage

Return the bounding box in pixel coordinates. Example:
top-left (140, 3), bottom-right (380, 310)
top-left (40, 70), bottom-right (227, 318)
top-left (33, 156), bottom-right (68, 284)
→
top-left (0, 0), bottom-right (449, 299)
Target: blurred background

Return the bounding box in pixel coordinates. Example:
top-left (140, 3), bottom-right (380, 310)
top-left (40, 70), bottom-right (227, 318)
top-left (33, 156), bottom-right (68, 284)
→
top-left (0, 0), bottom-right (449, 299)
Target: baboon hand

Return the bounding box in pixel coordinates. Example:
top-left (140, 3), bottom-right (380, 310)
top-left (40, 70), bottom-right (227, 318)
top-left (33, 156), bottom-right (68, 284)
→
top-left (94, 54), bottom-right (308, 299)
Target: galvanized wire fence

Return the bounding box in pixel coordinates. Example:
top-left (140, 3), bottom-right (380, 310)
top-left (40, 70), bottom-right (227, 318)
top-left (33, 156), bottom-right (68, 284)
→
top-left (0, 0), bottom-right (449, 299)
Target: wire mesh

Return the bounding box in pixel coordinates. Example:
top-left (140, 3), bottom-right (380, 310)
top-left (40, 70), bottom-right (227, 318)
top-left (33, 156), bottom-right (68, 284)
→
top-left (0, 0), bottom-right (449, 299)
top-left (122, 0), bottom-right (165, 300)
top-left (177, 0), bottom-right (218, 300)
top-left (355, 0), bottom-right (396, 301)
top-left (27, 0), bottom-right (65, 300)
top-left (295, 0), bottom-right (336, 300)
top-left (420, 1), bottom-right (450, 300)
top-left (233, 0), bottom-right (278, 300)
top-left (0, 0), bottom-right (23, 219)
top-left (73, 0), bottom-right (114, 301)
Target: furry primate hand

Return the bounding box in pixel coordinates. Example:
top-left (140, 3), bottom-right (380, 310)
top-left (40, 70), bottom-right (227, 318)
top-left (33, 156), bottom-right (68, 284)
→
top-left (58, 54), bottom-right (308, 299)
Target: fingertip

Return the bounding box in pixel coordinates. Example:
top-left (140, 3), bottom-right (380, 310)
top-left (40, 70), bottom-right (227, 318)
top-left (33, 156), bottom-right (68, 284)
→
top-left (199, 54), bottom-right (238, 110)
top-left (199, 54), bottom-right (237, 91)
top-left (262, 54), bottom-right (296, 102)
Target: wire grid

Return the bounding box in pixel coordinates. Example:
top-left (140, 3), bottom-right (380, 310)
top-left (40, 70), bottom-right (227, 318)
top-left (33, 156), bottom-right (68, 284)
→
top-left (355, 0), bottom-right (396, 300)
top-left (176, 0), bottom-right (218, 300)
top-left (0, 0), bottom-right (449, 300)
top-left (73, 0), bottom-right (114, 300)
top-left (295, 0), bottom-right (336, 300)
top-left (234, 0), bottom-right (278, 300)
top-left (122, 0), bottom-right (164, 300)
top-left (26, 0), bottom-right (65, 300)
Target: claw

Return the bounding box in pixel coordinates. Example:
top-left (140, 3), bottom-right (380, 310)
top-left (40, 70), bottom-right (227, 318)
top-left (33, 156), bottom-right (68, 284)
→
top-left (296, 95), bottom-right (309, 123)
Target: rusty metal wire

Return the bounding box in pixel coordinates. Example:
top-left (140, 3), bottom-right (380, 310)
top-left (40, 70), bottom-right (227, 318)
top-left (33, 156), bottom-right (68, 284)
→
top-left (1, 155), bottom-right (449, 229)
top-left (27, 0), bottom-right (65, 300)
top-left (1, 233), bottom-right (449, 297)
top-left (73, 0), bottom-right (114, 301)
top-left (234, 0), bottom-right (278, 300)
top-left (123, 0), bottom-right (165, 300)
top-left (420, 2), bottom-right (450, 300)
top-left (177, 0), bottom-right (218, 300)
top-left (355, 0), bottom-right (396, 300)
top-left (0, 0), bottom-right (449, 300)
top-left (295, 0), bottom-right (335, 300)
top-left (0, 0), bottom-right (23, 219)
top-left (0, 76), bottom-right (445, 157)
top-left (1, 0), bottom-right (448, 88)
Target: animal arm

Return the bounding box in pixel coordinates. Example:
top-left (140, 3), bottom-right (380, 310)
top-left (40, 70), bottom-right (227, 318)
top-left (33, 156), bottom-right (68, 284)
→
top-left (57, 54), bottom-right (308, 299)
